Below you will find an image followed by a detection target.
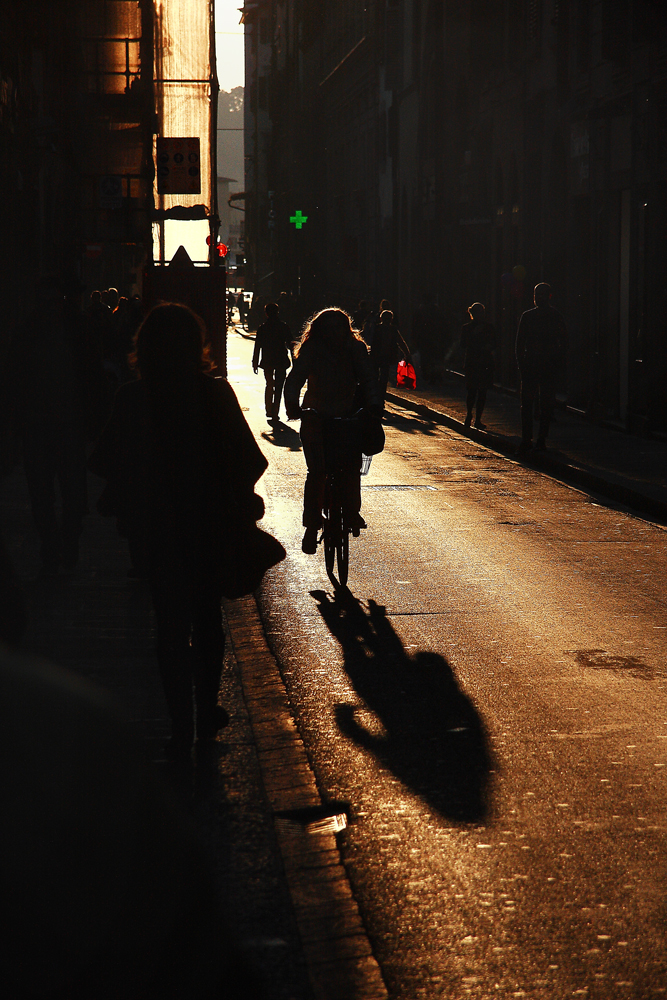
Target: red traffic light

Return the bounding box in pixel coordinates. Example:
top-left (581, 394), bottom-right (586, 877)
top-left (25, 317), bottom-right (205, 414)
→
top-left (206, 235), bottom-right (228, 257)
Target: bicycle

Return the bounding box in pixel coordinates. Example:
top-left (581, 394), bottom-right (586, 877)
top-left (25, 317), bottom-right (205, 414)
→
top-left (302, 409), bottom-right (371, 588)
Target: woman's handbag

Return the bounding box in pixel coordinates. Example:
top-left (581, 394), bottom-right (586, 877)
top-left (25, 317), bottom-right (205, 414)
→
top-left (397, 359), bottom-right (416, 389)
top-left (358, 409), bottom-right (385, 456)
top-left (219, 519), bottom-right (286, 600)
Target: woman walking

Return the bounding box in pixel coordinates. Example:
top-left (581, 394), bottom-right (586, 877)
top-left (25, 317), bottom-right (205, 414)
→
top-left (90, 303), bottom-right (269, 758)
top-left (461, 302), bottom-right (495, 429)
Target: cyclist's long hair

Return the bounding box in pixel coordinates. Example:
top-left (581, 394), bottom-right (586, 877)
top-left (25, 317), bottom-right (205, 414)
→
top-left (294, 307), bottom-right (366, 358)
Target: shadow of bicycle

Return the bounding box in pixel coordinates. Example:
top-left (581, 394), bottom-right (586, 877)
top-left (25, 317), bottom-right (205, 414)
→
top-left (311, 589), bottom-right (494, 823)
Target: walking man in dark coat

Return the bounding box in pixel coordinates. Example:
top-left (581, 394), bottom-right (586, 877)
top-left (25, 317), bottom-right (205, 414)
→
top-left (515, 282), bottom-right (567, 455)
top-left (252, 301), bottom-right (292, 424)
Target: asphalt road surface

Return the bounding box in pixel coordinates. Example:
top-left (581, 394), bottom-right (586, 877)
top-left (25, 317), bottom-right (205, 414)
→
top-left (229, 329), bottom-right (667, 1000)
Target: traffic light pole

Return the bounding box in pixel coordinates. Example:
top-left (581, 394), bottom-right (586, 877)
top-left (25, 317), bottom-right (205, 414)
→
top-left (209, 0), bottom-right (220, 268)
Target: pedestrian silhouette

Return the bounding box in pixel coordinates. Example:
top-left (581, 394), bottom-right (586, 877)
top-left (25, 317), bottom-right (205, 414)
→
top-left (89, 303), bottom-right (270, 758)
top-left (370, 309), bottom-right (412, 402)
top-left (461, 302), bottom-right (495, 430)
top-left (515, 282), bottom-right (568, 455)
top-left (252, 301), bottom-right (292, 425)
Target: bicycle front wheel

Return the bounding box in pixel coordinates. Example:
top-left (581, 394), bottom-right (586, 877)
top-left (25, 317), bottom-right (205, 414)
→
top-left (323, 501), bottom-right (348, 588)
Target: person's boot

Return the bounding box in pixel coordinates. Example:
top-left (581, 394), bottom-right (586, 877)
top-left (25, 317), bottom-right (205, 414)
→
top-left (464, 411), bottom-right (473, 428)
top-left (474, 413), bottom-right (486, 430)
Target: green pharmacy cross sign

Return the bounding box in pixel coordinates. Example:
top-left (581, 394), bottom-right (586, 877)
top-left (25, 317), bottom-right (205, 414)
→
top-left (290, 210), bottom-right (308, 229)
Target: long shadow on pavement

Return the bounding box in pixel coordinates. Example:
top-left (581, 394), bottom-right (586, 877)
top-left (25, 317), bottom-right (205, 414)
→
top-left (260, 421), bottom-right (302, 452)
top-left (383, 410), bottom-right (439, 438)
top-left (311, 589), bottom-right (494, 823)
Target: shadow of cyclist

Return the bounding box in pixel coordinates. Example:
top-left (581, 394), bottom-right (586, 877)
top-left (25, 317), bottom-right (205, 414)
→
top-left (311, 589), bottom-right (493, 822)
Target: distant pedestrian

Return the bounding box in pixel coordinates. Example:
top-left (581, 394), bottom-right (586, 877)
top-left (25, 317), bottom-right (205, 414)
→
top-left (89, 303), bottom-right (269, 757)
top-left (411, 292), bottom-right (447, 382)
top-left (515, 283), bottom-right (568, 454)
top-left (237, 292), bottom-right (248, 327)
top-left (461, 302), bottom-right (495, 429)
top-left (362, 298), bottom-right (391, 349)
top-left (252, 302), bottom-right (293, 424)
top-left (371, 309), bottom-right (412, 402)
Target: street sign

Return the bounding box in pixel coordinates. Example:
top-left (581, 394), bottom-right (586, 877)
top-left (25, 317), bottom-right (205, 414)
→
top-left (156, 138), bottom-right (201, 194)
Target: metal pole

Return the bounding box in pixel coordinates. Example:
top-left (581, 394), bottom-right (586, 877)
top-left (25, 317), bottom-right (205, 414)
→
top-left (209, 0), bottom-right (220, 266)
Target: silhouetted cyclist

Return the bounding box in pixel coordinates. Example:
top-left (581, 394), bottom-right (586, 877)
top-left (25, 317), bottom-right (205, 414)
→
top-left (284, 308), bottom-right (382, 554)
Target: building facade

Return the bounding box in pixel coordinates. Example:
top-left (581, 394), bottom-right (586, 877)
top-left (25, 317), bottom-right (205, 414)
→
top-left (244, 0), bottom-right (667, 433)
top-left (0, 0), bottom-right (155, 340)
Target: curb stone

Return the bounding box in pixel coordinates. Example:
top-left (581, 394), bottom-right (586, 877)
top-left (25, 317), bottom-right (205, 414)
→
top-left (223, 595), bottom-right (388, 1000)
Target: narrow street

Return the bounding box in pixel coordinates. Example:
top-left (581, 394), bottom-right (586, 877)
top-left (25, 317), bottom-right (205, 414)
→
top-left (230, 328), bottom-right (667, 999)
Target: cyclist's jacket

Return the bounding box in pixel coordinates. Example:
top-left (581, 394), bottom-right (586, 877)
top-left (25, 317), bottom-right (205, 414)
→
top-left (284, 336), bottom-right (380, 418)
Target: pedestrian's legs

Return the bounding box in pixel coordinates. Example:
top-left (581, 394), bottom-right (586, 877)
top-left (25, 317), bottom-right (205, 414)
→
top-left (520, 374), bottom-right (537, 446)
top-left (465, 387), bottom-right (476, 426)
top-left (377, 364), bottom-right (391, 402)
top-left (272, 367), bottom-right (287, 419)
top-left (303, 472), bottom-right (326, 528)
top-left (343, 462), bottom-right (362, 516)
top-left (300, 412), bottom-right (326, 528)
top-left (263, 370), bottom-right (274, 418)
top-left (537, 373), bottom-right (556, 446)
top-left (475, 388), bottom-right (487, 425)
top-left (150, 574), bottom-right (195, 750)
top-left (191, 581), bottom-right (226, 739)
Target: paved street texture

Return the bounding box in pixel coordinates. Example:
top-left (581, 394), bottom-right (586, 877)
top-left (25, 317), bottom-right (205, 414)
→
top-left (226, 328), bottom-right (667, 999)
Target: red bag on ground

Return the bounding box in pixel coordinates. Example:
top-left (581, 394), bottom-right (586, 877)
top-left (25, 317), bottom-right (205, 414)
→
top-left (397, 359), bottom-right (416, 389)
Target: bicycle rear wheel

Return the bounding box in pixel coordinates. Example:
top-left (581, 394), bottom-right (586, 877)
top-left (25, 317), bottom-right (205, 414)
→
top-left (323, 513), bottom-right (336, 578)
top-left (336, 515), bottom-right (349, 587)
top-left (323, 500), bottom-right (348, 588)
